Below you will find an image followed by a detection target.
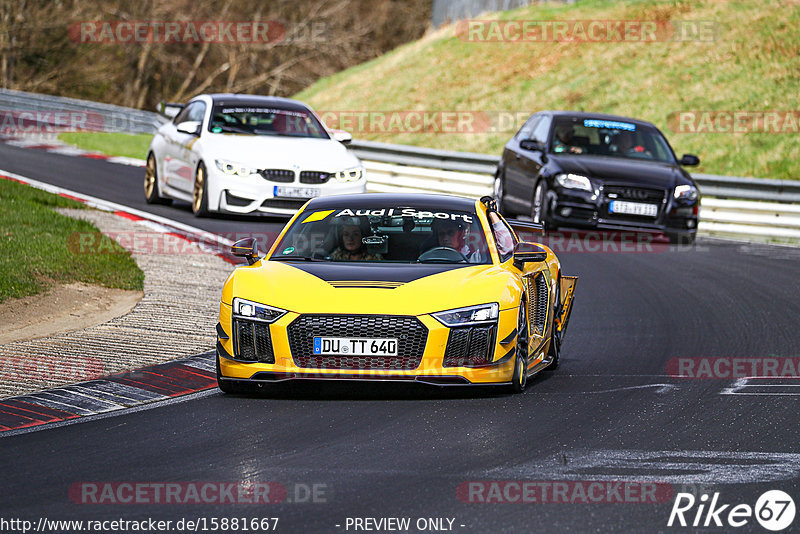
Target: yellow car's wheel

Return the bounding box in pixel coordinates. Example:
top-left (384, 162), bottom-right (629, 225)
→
top-left (192, 162), bottom-right (210, 217)
top-left (509, 301), bottom-right (528, 393)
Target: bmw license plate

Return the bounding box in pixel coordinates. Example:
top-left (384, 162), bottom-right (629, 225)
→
top-left (608, 200), bottom-right (658, 217)
top-left (313, 337), bottom-right (398, 356)
top-left (274, 186), bottom-right (320, 198)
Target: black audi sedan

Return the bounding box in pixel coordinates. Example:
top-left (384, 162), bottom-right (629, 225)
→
top-left (494, 111), bottom-right (700, 244)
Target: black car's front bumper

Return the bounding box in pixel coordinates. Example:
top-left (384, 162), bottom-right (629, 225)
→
top-left (546, 184), bottom-right (698, 241)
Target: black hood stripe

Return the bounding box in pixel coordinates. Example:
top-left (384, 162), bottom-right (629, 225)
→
top-left (274, 261), bottom-right (472, 284)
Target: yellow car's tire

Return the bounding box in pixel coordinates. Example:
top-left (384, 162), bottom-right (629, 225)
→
top-left (509, 302), bottom-right (528, 393)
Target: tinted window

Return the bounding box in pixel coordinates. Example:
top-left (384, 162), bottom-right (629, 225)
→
top-left (272, 206), bottom-right (492, 264)
top-left (516, 115), bottom-right (540, 140)
top-left (549, 117), bottom-right (676, 163)
top-left (531, 116), bottom-right (552, 144)
top-left (208, 105), bottom-right (328, 138)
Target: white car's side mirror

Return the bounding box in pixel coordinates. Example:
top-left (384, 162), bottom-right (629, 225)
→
top-left (332, 129), bottom-right (352, 144)
top-left (176, 121), bottom-right (201, 136)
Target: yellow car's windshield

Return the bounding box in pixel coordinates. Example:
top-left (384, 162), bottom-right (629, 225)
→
top-left (271, 207), bottom-right (491, 264)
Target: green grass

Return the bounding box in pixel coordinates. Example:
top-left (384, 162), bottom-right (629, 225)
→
top-left (0, 179), bottom-right (144, 303)
top-left (294, 0), bottom-right (800, 180)
top-left (58, 132), bottom-right (151, 160)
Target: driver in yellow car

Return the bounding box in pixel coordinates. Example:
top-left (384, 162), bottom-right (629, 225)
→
top-left (433, 219), bottom-right (483, 262)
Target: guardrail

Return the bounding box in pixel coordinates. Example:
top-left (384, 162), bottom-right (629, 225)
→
top-left (0, 88), bottom-right (166, 134)
top-left (1, 90), bottom-right (797, 242)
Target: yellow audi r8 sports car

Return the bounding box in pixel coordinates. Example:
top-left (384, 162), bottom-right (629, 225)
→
top-left (215, 193), bottom-right (577, 393)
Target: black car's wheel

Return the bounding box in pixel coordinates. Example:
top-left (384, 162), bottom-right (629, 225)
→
top-left (545, 276), bottom-right (561, 370)
top-left (531, 179), bottom-right (547, 224)
top-left (144, 154), bottom-right (172, 205)
top-left (509, 301), bottom-right (529, 393)
top-left (192, 162), bottom-right (210, 217)
top-left (493, 169), bottom-right (507, 214)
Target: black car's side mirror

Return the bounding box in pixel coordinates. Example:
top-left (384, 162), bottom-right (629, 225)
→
top-left (231, 237), bottom-right (260, 265)
top-left (680, 154), bottom-right (700, 166)
top-left (513, 242), bottom-right (548, 263)
top-left (519, 139), bottom-right (545, 152)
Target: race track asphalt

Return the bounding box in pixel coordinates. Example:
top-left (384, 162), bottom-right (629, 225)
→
top-left (2, 141), bottom-right (800, 533)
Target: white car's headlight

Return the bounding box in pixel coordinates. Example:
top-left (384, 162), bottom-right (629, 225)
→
top-left (215, 159), bottom-right (259, 177)
top-left (555, 173), bottom-right (592, 191)
top-left (432, 303), bottom-right (499, 327)
top-left (674, 184), bottom-right (698, 201)
top-left (232, 298), bottom-right (287, 323)
top-left (334, 166), bottom-right (364, 182)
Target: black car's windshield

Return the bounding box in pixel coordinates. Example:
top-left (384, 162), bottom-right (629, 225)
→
top-left (271, 206), bottom-right (491, 264)
top-left (208, 105), bottom-right (329, 139)
top-left (549, 117), bottom-right (676, 163)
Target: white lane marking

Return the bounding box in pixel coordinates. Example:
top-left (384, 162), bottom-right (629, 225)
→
top-left (484, 450), bottom-right (800, 484)
top-left (571, 383), bottom-right (678, 394)
top-left (721, 377), bottom-right (800, 396)
top-left (0, 168), bottom-right (234, 247)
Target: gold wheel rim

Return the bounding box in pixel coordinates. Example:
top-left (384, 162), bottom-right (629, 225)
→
top-left (193, 166), bottom-right (204, 212)
top-left (145, 157), bottom-right (156, 197)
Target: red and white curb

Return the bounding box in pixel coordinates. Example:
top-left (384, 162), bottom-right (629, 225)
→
top-left (0, 134), bottom-right (146, 167)
top-left (0, 170), bottom-right (247, 432)
top-left (0, 352), bottom-right (216, 434)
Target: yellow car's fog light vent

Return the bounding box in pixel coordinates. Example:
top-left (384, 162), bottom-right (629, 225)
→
top-left (443, 326), bottom-right (497, 367)
top-left (234, 319), bottom-right (275, 363)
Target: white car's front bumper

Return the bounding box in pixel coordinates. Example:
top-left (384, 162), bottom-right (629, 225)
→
top-left (209, 169), bottom-right (367, 216)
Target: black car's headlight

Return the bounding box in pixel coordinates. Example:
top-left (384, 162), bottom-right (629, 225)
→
top-left (674, 184), bottom-right (698, 201)
top-left (432, 303), bottom-right (499, 327)
top-left (232, 297), bottom-right (287, 323)
top-left (555, 173), bottom-right (592, 192)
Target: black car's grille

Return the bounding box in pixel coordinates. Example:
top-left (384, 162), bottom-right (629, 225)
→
top-left (299, 171), bottom-right (332, 184)
top-left (527, 274), bottom-right (549, 336)
top-left (287, 315), bottom-right (428, 370)
top-left (261, 198), bottom-right (309, 210)
top-left (604, 185), bottom-right (665, 203)
top-left (443, 325), bottom-right (496, 367)
top-left (260, 169), bottom-right (295, 183)
top-left (233, 319), bottom-right (275, 363)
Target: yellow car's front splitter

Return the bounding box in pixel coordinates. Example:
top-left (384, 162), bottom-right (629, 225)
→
top-left (216, 308), bottom-right (541, 387)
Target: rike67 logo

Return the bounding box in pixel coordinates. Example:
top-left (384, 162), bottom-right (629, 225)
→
top-left (668, 490), bottom-right (795, 531)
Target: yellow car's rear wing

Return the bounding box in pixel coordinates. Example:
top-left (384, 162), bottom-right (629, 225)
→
top-left (556, 276), bottom-right (578, 339)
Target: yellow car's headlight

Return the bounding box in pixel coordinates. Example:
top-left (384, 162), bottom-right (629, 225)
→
top-left (232, 298), bottom-right (287, 323)
top-left (432, 303), bottom-right (499, 327)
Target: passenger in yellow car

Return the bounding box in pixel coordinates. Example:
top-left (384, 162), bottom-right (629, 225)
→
top-left (330, 222), bottom-right (382, 261)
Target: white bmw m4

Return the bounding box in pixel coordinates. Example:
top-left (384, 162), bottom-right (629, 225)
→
top-left (144, 93), bottom-right (366, 217)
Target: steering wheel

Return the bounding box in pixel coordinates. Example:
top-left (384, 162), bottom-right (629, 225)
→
top-left (417, 247), bottom-right (469, 263)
